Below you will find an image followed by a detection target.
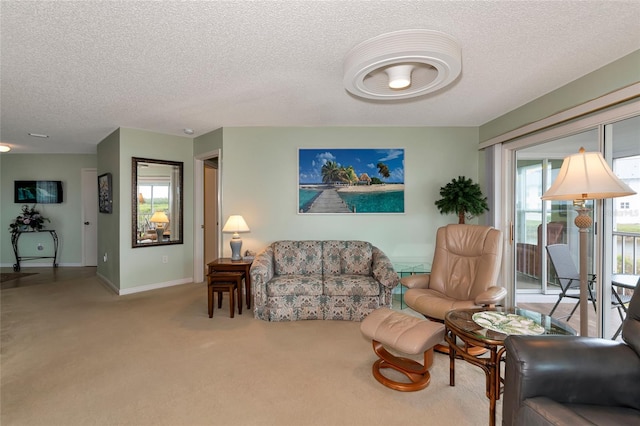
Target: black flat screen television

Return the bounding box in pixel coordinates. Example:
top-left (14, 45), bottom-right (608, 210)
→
top-left (14, 180), bottom-right (64, 204)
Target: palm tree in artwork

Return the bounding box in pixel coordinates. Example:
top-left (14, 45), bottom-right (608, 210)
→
top-left (377, 162), bottom-right (390, 180)
top-left (322, 161), bottom-right (344, 184)
top-left (345, 166), bottom-right (359, 185)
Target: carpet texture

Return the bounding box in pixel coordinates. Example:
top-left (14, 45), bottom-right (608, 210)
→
top-left (1, 272), bottom-right (501, 426)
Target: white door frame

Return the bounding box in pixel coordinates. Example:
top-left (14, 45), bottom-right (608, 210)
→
top-left (193, 149), bottom-right (222, 283)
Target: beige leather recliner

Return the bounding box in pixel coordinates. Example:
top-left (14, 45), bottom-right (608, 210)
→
top-left (401, 224), bottom-right (506, 322)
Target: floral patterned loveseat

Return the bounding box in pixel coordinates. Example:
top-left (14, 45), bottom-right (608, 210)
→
top-left (250, 240), bottom-right (399, 321)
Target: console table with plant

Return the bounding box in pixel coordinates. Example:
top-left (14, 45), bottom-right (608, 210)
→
top-left (8, 205), bottom-right (58, 271)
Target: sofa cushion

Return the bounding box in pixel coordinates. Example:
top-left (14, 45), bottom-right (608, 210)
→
top-left (322, 240), bottom-right (345, 275)
top-left (266, 274), bottom-right (324, 296)
top-left (273, 240), bottom-right (323, 275)
top-left (323, 274), bottom-right (380, 296)
top-left (322, 240), bottom-right (372, 275)
top-left (340, 241), bottom-right (372, 275)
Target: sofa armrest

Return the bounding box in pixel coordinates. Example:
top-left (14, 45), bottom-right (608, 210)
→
top-left (400, 273), bottom-right (430, 289)
top-left (249, 245), bottom-right (275, 320)
top-left (503, 335), bottom-right (640, 426)
top-left (474, 286), bottom-right (506, 306)
top-left (371, 246), bottom-right (399, 289)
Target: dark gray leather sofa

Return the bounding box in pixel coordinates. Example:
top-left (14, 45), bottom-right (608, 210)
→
top-left (502, 284), bottom-right (640, 426)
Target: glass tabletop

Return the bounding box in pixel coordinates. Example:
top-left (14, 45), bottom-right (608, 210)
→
top-left (445, 307), bottom-right (576, 345)
top-left (393, 262), bottom-right (431, 310)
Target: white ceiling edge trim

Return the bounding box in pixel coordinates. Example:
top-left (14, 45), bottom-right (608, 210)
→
top-left (479, 82), bottom-right (640, 150)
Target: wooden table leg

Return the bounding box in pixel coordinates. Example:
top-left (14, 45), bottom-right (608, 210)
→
top-left (236, 276), bottom-right (243, 315)
top-left (244, 266), bottom-right (251, 309)
top-left (208, 284), bottom-right (214, 318)
top-left (489, 348), bottom-right (497, 426)
top-left (228, 285), bottom-right (235, 318)
top-left (447, 329), bottom-right (456, 387)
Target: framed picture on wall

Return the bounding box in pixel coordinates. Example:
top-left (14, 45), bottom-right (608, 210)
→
top-left (98, 173), bottom-right (113, 214)
top-left (298, 148), bottom-right (405, 214)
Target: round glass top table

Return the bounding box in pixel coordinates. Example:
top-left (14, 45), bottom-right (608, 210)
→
top-left (444, 307), bottom-right (575, 426)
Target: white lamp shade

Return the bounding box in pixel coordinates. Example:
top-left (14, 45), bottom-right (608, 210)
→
top-left (222, 215), bottom-right (250, 234)
top-left (541, 148), bottom-right (636, 201)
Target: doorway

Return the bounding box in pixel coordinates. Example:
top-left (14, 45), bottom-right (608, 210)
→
top-left (81, 168), bottom-right (98, 266)
top-left (204, 158), bottom-right (219, 272)
top-left (193, 149), bottom-right (221, 283)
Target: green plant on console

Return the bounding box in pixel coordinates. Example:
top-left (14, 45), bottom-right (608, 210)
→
top-left (8, 204), bottom-right (50, 233)
top-left (435, 176), bottom-right (489, 224)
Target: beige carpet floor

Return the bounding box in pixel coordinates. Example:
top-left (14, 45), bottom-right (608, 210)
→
top-left (1, 268), bottom-right (501, 426)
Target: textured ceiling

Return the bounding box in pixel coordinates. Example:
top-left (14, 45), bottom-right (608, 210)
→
top-left (1, 1), bottom-right (639, 154)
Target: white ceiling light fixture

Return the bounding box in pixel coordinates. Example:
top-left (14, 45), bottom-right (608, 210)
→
top-left (0, 145), bottom-right (11, 152)
top-left (386, 64), bottom-right (414, 89)
top-left (28, 133), bottom-right (49, 138)
top-left (344, 29), bottom-right (462, 100)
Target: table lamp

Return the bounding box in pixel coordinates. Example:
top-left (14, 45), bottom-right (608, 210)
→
top-left (222, 215), bottom-right (250, 260)
top-left (149, 211), bottom-right (169, 240)
top-left (541, 147), bottom-right (635, 336)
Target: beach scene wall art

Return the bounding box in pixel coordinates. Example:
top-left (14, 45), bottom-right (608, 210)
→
top-left (298, 148), bottom-right (405, 214)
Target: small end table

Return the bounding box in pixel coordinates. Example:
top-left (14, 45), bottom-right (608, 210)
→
top-left (445, 307), bottom-right (575, 426)
top-left (207, 258), bottom-right (253, 309)
top-left (11, 230), bottom-right (59, 271)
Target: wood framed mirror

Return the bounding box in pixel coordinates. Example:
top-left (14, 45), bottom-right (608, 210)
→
top-left (132, 157), bottom-right (183, 248)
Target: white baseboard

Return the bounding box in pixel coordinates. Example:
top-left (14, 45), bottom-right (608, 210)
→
top-left (118, 277), bottom-right (194, 295)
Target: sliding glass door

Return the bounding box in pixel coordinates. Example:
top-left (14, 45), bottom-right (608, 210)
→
top-left (510, 114), bottom-right (639, 338)
top-left (514, 132), bottom-right (598, 334)
top-left (603, 115), bottom-right (640, 339)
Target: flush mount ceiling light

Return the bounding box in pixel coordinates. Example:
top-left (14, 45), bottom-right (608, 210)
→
top-left (343, 29), bottom-right (462, 100)
top-left (0, 145), bottom-right (11, 152)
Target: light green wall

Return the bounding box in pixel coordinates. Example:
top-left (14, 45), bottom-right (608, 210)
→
top-left (5, 51), bottom-right (636, 292)
top-left (218, 127), bottom-right (480, 263)
top-left (194, 127), bottom-right (223, 155)
top-left (96, 129), bottom-right (120, 286)
top-left (480, 49), bottom-right (640, 142)
top-left (1, 154), bottom-right (97, 266)
top-left (117, 128), bottom-right (195, 291)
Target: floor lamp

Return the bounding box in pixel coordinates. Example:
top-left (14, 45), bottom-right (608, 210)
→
top-left (541, 147), bottom-right (635, 336)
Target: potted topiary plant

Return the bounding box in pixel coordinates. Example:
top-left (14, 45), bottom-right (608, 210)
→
top-left (434, 176), bottom-right (489, 224)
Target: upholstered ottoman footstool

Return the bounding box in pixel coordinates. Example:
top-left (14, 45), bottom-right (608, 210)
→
top-left (360, 307), bottom-right (445, 392)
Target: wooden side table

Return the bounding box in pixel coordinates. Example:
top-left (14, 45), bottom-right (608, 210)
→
top-left (207, 258), bottom-right (253, 309)
top-left (444, 307), bottom-right (576, 426)
top-left (207, 272), bottom-right (243, 318)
